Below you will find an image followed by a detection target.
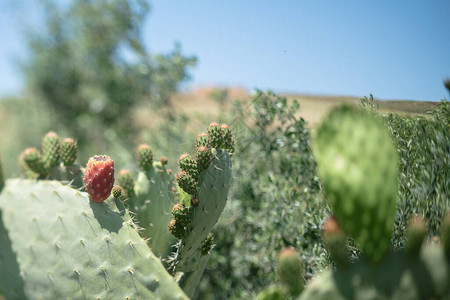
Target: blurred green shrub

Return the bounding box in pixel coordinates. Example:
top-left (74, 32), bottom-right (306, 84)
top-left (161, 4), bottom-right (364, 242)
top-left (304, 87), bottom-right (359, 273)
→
top-left (24, 0), bottom-right (196, 146)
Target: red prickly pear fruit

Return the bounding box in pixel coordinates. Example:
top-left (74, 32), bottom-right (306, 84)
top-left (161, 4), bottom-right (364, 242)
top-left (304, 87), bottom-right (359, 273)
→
top-left (60, 138), bottom-right (77, 166)
top-left (137, 144), bottom-right (153, 171)
top-left (160, 156), bottom-right (168, 166)
top-left (195, 132), bottom-right (210, 148)
top-left (207, 122), bottom-right (221, 149)
top-left (84, 155), bottom-right (115, 203)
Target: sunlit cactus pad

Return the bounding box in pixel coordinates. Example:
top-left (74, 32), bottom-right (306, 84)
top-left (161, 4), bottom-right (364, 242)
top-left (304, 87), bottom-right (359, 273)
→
top-left (0, 179), bottom-right (187, 300)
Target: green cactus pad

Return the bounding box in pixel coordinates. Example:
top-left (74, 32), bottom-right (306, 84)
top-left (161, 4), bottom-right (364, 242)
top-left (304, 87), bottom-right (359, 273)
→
top-left (137, 144), bottom-right (154, 171)
top-left (42, 131), bottom-right (61, 168)
top-left (0, 179), bottom-right (188, 300)
top-left (313, 105), bottom-right (399, 263)
top-left (174, 149), bottom-right (231, 271)
top-left (60, 138), bottom-right (77, 166)
top-left (207, 122), bottom-right (222, 149)
top-left (298, 244), bottom-right (450, 300)
top-left (133, 163), bottom-right (176, 257)
top-left (49, 163), bottom-right (84, 189)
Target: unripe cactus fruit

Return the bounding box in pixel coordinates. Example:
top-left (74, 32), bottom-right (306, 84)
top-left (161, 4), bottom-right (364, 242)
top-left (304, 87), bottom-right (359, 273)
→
top-left (42, 131), bottom-right (60, 168)
top-left (137, 144), bottom-right (153, 171)
top-left (405, 215), bottom-right (427, 258)
top-left (176, 171), bottom-right (199, 195)
top-left (201, 233), bottom-right (214, 256)
top-left (277, 247), bottom-right (304, 297)
top-left (323, 216), bottom-right (348, 268)
top-left (172, 203), bottom-right (190, 228)
top-left (117, 169), bottom-right (135, 199)
top-left (84, 155), bottom-right (115, 203)
top-left (207, 122), bottom-right (222, 148)
top-left (257, 286), bottom-right (286, 300)
top-left (195, 132), bottom-right (210, 148)
top-left (60, 138), bottom-right (77, 166)
top-left (23, 147), bottom-right (48, 176)
top-left (160, 156), bottom-right (168, 166)
top-left (313, 105), bottom-right (398, 263)
top-left (112, 185), bottom-right (123, 198)
top-left (220, 124), bottom-right (235, 153)
top-left (178, 153), bottom-right (199, 180)
top-left (191, 197), bottom-right (200, 208)
top-left (196, 146), bottom-right (213, 172)
top-left (168, 219), bottom-right (186, 239)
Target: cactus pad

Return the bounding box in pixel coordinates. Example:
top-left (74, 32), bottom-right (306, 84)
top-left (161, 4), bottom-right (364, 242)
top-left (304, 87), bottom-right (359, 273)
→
top-left (313, 105), bottom-right (399, 263)
top-left (0, 179), bottom-right (188, 299)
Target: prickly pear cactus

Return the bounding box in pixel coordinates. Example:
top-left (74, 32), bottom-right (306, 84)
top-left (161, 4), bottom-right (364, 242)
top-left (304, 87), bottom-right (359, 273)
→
top-left (298, 243), bottom-right (450, 300)
top-left (0, 179), bottom-right (188, 300)
top-left (132, 159), bottom-right (177, 258)
top-left (313, 105), bottom-right (398, 263)
top-left (168, 122), bottom-right (234, 297)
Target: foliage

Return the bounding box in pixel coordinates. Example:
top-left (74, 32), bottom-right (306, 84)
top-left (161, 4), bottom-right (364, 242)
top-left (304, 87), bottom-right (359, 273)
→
top-left (24, 0), bottom-right (196, 146)
top-left (197, 91), bottom-right (328, 299)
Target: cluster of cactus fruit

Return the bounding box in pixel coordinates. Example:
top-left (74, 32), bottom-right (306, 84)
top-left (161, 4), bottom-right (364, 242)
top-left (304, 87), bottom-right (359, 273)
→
top-left (0, 122), bottom-right (234, 299)
top-left (257, 105), bottom-right (450, 300)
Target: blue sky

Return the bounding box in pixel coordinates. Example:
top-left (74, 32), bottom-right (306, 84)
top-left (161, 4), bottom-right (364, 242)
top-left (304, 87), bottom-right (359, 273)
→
top-left (1, 0), bottom-right (449, 101)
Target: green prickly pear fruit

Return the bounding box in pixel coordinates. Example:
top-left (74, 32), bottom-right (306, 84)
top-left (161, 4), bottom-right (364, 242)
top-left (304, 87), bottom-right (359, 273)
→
top-left (178, 153), bottom-right (199, 180)
top-left (18, 150), bottom-right (37, 178)
top-left (176, 170), bottom-right (199, 195)
top-left (220, 124), bottom-right (235, 153)
top-left (169, 219), bottom-right (186, 239)
top-left (313, 105), bottom-right (399, 263)
top-left (112, 185), bottom-right (123, 198)
top-left (23, 147), bottom-right (48, 177)
top-left (323, 216), bottom-right (348, 268)
top-left (137, 144), bottom-right (153, 171)
top-left (59, 138), bottom-right (77, 166)
top-left (441, 211), bottom-right (450, 259)
top-left (117, 169), bottom-right (135, 199)
top-left (160, 156), bottom-right (168, 166)
top-left (42, 131), bottom-right (60, 168)
top-left (257, 285), bottom-right (286, 300)
top-left (201, 233), bottom-right (214, 256)
top-left (196, 146), bottom-right (213, 172)
top-left (207, 122), bottom-right (222, 148)
top-left (191, 197), bottom-right (200, 208)
top-left (195, 132), bottom-right (210, 148)
top-left (84, 155), bottom-right (115, 203)
top-left (172, 203), bottom-right (190, 228)
top-left (277, 247), bottom-right (304, 297)
top-left (405, 215), bottom-right (427, 258)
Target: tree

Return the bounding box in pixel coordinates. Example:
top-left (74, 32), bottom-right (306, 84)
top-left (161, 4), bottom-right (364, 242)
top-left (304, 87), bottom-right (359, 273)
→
top-left (24, 0), bottom-right (196, 145)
